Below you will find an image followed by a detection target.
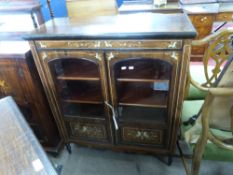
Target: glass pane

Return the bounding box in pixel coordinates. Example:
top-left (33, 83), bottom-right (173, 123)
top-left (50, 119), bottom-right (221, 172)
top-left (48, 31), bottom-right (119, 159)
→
top-left (118, 106), bottom-right (167, 124)
top-left (62, 103), bottom-right (105, 118)
top-left (115, 58), bottom-right (172, 81)
top-left (50, 58), bottom-right (100, 80)
top-left (113, 58), bottom-right (172, 125)
top-left (117, 81), bottom-right (168, 107)
top-left (48, 58), bottom-right (105, 119)
top-left (57, 80), bottom-right (103, 104)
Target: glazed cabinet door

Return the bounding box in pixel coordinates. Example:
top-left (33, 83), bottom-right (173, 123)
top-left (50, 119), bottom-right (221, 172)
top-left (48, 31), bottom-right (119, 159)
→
top-left (106, 51), bottom-right (179, 149)
top-left (38, 51), bottom-right (112, 144)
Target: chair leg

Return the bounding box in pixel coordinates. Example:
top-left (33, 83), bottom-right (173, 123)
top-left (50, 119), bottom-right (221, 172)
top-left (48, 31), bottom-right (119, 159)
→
top-left (191, 135), bottom-right (207, 175)
top-left (167, 154), bottom-right (173, 166)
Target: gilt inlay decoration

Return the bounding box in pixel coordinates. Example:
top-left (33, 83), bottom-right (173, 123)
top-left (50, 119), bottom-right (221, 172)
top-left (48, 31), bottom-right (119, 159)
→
top-left (122, 127), bottom-right (162, 145)
top-left (70, 122), bottom-right (107, 140)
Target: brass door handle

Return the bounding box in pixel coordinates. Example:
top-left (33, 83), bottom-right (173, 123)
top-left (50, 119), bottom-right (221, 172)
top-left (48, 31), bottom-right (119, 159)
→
top-left (105, 101), bottom-right (119, 130)
top-left (0, 79), bottom-right (10, 94)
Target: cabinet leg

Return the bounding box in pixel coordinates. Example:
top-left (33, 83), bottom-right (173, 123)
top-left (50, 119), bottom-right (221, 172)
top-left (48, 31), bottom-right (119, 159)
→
top-left (156, 154), bottom-right (173, 165)
top-left (65, 143), bottom-right (72, 154)
top-left (167, 155), bottom-right (173, 166)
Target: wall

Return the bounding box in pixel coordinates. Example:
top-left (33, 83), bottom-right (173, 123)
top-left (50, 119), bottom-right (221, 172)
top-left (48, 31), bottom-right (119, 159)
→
top-left (40, 0), bottom-right (122, 22)
top-left (40, 0), bottom-right (68, 21)
top-left (66, 0), bottom-right (117, 19)
top-left (117, 0), bottom-right (123, 6)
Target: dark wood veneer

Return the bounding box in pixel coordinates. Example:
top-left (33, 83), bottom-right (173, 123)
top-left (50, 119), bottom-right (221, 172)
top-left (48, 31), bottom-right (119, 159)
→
top-left (0, 42), bottom-right (62, 154)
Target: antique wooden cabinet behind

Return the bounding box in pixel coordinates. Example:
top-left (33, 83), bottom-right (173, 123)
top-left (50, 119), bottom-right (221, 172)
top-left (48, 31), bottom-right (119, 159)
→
top-left (118, 2), bottom-right (233, 61)
top-left (26, 13), bottom-right (196, 159)
top-left (0, 41), bottom-right (62, 153)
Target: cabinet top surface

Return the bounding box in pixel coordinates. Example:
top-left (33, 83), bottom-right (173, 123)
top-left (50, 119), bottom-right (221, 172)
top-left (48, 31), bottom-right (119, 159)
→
top-left (25, 13), bottom-right (196, 40)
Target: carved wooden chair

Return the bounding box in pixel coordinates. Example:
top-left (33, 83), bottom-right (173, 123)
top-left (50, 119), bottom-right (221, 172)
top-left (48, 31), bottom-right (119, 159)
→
top-left (186, 28), bottom-right (233, 100)
top-left (181, 28), bottom-right (233, 175)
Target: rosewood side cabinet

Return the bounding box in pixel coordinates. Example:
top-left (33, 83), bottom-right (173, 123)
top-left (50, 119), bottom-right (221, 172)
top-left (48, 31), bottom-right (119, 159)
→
top-left (0, 41), bottom-right (62, 154)
top-left (25, 13), bottom-right (196, 158)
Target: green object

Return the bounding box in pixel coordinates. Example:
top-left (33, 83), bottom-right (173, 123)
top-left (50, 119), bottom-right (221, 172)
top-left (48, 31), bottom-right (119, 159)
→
top-left (186, 84), bottom-right (208, 100)
top-left (186, 64), bottom-right (208, 100)
top-left (181, 100), bottom-right (233, 161)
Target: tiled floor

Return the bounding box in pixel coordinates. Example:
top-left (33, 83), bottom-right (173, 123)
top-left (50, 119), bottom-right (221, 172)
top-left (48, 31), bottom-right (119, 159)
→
top-left (49, 143), bottom-right (233, 175)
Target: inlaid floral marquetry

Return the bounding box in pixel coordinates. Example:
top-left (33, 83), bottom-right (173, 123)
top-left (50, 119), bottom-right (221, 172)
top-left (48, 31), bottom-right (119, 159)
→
top-left (35, 40), bottom-right (182, 50)
top-left (122, 127), bottom-right (163, 145)
top-left (104, 40), bottom-right (182, 50)
top-left (0, 79), bottom-right (11, 95)
top-left (36, 40), bottom-right (104, 49)
top-left (164, 51), bottom-right (180, 60)
top-left (70, 122), bottom-right (107, 140)
top-left (39, 51), bottom-right (102, 62)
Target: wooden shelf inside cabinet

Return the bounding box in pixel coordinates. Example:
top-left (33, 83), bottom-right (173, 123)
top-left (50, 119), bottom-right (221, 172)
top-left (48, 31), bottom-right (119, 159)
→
top-left (62, 89), bottom-right (103, 104)
top-left (64, 115), bottom-right (105, 121)
top-left (119, 87), bottom-right (168, 108)
top-left (117, 78), bottom-right (169, 83)
top-left (56, 69), bottom-right (100, 81)
top-left (117, 73), bottom-right (171, 82)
